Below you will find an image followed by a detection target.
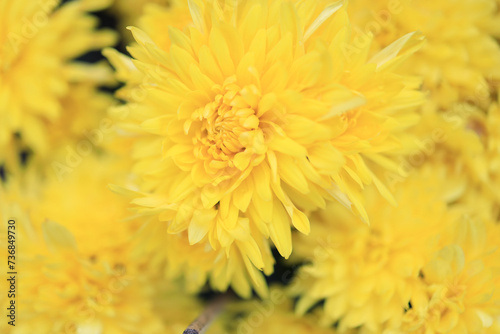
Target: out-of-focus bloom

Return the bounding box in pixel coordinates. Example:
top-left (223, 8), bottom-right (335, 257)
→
top-left (30, 156), bottom-right (136, 261)
top-left (349, 0), bottom-right (500, 110)
top-left (0, 0), bottom-right (117, 172)
top-left (348, 0), bottom-right (500, 219)
top-left (401, 215), bottom-right (500, 334)
top-left (0, 155), bottom-right (202, 333)
top-left (105, 0), bottom-right (425, 296)
top-left (0, 219), bottom-right (165, 334)
top-left (291, 172), bottom-right (464, 332)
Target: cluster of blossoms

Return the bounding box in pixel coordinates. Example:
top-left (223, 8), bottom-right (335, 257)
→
top-left (1, 0), bottom-right (500, 333)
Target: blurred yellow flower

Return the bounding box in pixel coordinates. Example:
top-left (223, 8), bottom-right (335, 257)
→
top-left (0, 220), bottom-right (166, 334)
top-left (105, 0), bottom-right (425, 296)
top-left (32, 156), bottom-right (136, 261)
top-left (401, 215), bottom-right (500, 334)
top-left (349, 0), bottom-right (500, 110)
top-left (0, 0), bottom-right (117, 172)
top-left (292, 172), bottom-right (463, 332)
top-left (0, 156), bottom-right (202, 334)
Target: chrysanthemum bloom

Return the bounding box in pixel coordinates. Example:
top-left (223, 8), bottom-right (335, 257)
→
top-left (347, 0), bottom-right (500, 209)
top-left (291, 172), bottom-right (463, 332)
top-left (0, 154), bottom-right (140, 272)
top-left (401, 215), bottom-right (500, 334)
top-left (0, 220), bottom-right (167, 334)
top-left (0, 0), bottom-right (116, 172)
top-left (349, 0), bottom-right (500, 110)
top-left (105, 0), bottom-right (425, 296)
top-left (0, 159), bottom-right (204, 334)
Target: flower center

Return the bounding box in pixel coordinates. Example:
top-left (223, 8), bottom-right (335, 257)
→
top-left (203, 94), bottom-right (248, 157)
top-left (195, 77), bottom-right (261, 169)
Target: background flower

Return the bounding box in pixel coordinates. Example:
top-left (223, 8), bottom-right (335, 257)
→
top-left (0, 0), bottom-right (117, 173)
top-left (401, 215), bottom-right (500, 333)
top-left (349, 0), bottom-right (500, 109)
top-left (291, 170), bottom-right (467, 332)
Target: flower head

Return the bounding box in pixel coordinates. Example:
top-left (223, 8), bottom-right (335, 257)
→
top-left (0, 219), bottom-right (169, 334)
top-left (0, 0), bottom-right (116, 172)
top-left (0, 155), bottom-right (203, 334)
top-left (105, 0), bottom-right (425, 296)
top-left (291, 171), bottom-right (463, 332)
top-left (401, 215), bottom-right (500, 334)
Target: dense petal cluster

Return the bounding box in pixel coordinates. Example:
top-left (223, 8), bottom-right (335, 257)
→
top-left (105, 0), bottom-right (425, 296)
top-left (133, 215), bottom-right (273, 298)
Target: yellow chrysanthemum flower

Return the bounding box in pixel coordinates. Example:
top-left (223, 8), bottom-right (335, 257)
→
top-left (401, 216), bottom-right (500, 334)
top-left (32, 156), bottom-right (137, 261)
top-left (0, 0), bottom-right (117, 171)
top-left (0, 218), bottom-right (165, 334)
top-left (349, 0), bottom-right (500, 110)
top-left (291, 171), bottom-right (464, 332)
top-left (105, 0), bottom-right (425, 296)
top-left (347, 0), bottom-right (500, 216)
top-left (0, 156), bottom-right (205, 333)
